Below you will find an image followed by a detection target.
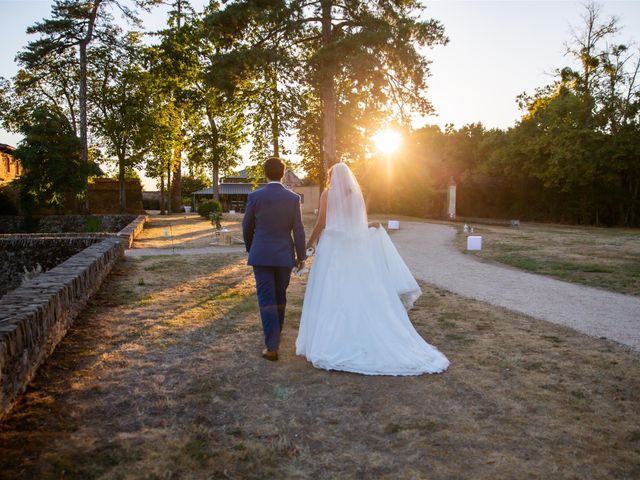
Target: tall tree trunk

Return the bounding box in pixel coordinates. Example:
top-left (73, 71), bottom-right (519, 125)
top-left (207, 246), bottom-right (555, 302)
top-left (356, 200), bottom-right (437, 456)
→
top-left (167, 160), bottom-right (172, 214)
top-left (206, 107), bottom-right (220, 202)
top-left (169, 3), bottom-right (185, 213)
top-left (320, 0), bottom-right (337, 174)
top-left (79, 41), bottom-right (89, 212)
top-left (79, 41), bottom-right (89, 169)
top-left (160, 174), bottom-right (166, 215)
top-left (171, 140), bottom-right (182, 212)
top-left (270, 65), bottom-right (280, 157)
top-left (118, 154), bottom-right (126, 213)
top-left (78, 1), bottom-right (101, 212)
top-left (211, 161), bottom-right (220, 202)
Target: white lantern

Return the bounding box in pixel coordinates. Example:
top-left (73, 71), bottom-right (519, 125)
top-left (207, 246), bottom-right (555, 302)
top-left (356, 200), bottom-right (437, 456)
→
top-left (467, 235), bottom-right (482, 251)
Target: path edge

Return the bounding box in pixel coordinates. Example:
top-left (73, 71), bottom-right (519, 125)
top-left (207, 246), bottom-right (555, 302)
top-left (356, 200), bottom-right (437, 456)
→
top-left (0, 237), bottom-right (125, 422)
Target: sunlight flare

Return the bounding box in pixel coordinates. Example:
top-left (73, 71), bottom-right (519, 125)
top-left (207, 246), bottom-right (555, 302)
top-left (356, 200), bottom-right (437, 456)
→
top-left (372, 129), bottom-right (402, 154)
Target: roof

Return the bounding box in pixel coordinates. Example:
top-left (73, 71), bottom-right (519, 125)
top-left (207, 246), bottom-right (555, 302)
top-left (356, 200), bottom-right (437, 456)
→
top-left (283, 169), bottom-right (302, 187)
top-left (222, 169), bottom-right (252, 182)
top-left (223, 168), bottom-right (303, 185)
top-left (0, 144), bottom-right (16, 154)
top-left (192, 183), bottom-right (267, 196)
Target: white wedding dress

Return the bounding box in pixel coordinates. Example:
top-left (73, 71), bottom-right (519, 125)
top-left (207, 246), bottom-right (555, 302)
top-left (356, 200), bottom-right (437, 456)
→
top-left (295, 163), bottom-right (449, 376)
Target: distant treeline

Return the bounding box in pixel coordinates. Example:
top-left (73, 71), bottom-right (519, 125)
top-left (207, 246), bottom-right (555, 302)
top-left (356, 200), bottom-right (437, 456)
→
top-left (361, 3), bottom-right (640, 227)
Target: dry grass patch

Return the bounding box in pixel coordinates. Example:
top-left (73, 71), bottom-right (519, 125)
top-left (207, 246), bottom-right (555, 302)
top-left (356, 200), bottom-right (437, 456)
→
top-left (1, 253), bottom-right (639, 479)
top-left (450, 222), bottom-right (640, 296)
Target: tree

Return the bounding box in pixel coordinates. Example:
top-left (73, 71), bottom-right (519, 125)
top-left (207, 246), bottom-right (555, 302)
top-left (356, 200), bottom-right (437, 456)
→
top-left (90, 31), bottom-right (153, 212)
top-left (206, 0), bottom-right (447, 180)
top-left (143, 92), bottom-right (183, 214)
top-left (183, 5), bottom-right (249, 201)
top-left (1, 49), bottom-right (80, 137)
top-left (14, 106), bottom-right (100, 212)
top-left (18, 0), bottom-right (160, 196)
top-left (180, 174), bottom-right (208, 195)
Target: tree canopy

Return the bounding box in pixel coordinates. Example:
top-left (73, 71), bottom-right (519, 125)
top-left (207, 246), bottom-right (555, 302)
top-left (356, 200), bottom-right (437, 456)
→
top-left (1, 0), bottom-right (637, 226)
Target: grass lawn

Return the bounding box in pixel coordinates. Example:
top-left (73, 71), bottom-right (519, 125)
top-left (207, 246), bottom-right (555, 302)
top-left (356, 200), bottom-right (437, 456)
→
top-left (450, 222), bottom-right (640, 296)
top-left (1, 252), bottom-right (638, 479)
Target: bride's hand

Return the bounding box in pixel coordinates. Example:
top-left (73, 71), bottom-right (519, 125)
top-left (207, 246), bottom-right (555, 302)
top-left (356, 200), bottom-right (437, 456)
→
top-left (368, 222), bottom-right (382, 229)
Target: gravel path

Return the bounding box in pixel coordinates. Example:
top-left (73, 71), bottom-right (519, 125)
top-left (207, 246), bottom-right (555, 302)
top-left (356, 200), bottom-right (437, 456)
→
top-left (125, 245), bottom-right (246, 257)
top-left (392, 222), bottom-right (640, 351)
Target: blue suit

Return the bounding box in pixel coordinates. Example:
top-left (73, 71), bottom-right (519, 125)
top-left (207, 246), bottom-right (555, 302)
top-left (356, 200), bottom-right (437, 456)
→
top-left (242, 182), bottom-right (306, 351)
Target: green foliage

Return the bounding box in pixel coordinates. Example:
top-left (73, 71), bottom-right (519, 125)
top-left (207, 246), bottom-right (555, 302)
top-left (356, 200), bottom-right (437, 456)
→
top-left (90, 32), bottom-right (156, 212)
top-left (388, 3), bottom-right (640, 227)
top-left (205, 0), bottom-right (448, 178)
top-left (14, 106), bottom-right (100, 212)
top-left (0, 49), bottom-right (80, 136)
top-left (84, 216), bottom-right (104, 232)
top-left (197, 199), bottom-right (222, 218)
top-left (180, 175), bottom-right (208, 195)
top-left (0, 186), bottom-right (19, 215)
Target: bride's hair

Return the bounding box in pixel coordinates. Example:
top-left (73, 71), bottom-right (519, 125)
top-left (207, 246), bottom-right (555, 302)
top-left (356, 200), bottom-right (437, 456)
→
top-left (326, 163), bottom-right (352, 194)
top-left (325, 165), bottom-right (335, 189)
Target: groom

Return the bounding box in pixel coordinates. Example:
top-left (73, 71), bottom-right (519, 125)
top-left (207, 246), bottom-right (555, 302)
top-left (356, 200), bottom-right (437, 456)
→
top-left (242, 157), bottom-right (306, 361)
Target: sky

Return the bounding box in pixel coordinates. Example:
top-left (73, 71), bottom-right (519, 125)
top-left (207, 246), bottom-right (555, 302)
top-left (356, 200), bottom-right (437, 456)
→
top-left (1, 0), bottom-right (640, 187)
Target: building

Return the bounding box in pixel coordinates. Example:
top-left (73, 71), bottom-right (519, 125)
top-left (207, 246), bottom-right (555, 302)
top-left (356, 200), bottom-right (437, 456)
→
top-left (192, 169), bottom-right (320, 214)
top-left (0, 144), bottom-right (20, 185)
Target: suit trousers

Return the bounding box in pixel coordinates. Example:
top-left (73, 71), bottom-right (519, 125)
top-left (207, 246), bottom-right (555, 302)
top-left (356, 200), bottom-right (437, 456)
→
top-left (252, 266), bottom-right (292, 351)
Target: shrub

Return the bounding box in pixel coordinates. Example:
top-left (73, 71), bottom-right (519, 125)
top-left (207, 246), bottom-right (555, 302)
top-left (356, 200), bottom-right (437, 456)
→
top-left (20, 216), bottom-right (40, 232)
top-left (84, 215), bottom-right (103, 232)
top-left (143, 198), bottom-right (160, 210)
top-left (0, 188), bottom-right (19, 215)
top-left (198, 199), bottom-right (222, 218)
top-left (181, 175), bottom-right (208, 195)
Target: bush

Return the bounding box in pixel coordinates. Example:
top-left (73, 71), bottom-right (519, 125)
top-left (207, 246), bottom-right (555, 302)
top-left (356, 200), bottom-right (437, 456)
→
top-left (0, 187), bottom-right (19, 215)
top-left (198, 199), bottom-right (222, 218)
top-left (20, 216), bottom-right (40, 232)
top-left (84, 215), bottom-right (103, 232)
top-left (181, 175), bottom-right (208, 195)
top-left (142, 198), bottom-right (160, 210)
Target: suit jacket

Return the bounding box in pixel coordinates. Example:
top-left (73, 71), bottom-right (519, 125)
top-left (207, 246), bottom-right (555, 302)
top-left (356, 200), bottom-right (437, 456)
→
top-left (242, 182), bottom-right (306, 267)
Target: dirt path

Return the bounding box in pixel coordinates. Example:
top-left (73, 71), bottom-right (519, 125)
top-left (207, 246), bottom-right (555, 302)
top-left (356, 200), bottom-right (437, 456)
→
top-left (391, 222), bottom-right (640, 351)
top-left (127, 214), bottom-right (246, 257)
top-left (132, 214), bottom-right (244, 250)
top-left (1, 253), bottom-right (638, 479)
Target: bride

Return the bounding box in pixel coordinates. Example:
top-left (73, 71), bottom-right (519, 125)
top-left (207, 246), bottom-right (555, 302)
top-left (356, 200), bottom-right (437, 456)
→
top-left (295, 162), bottom-right (449, 376)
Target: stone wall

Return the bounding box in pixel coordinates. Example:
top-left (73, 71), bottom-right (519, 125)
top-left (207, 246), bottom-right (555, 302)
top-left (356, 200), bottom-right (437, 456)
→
top-left (0, 237), bottom-right (125, 420)
top-left (0, 214), bottom-right (147, 420)
top-left (0, 236), bottom-right (104, 298)
top-left (116, 215), bottom-right (147, 248)
top-left (0, 214), bottom-right (136, 234)
top-left (0, 216), bottom-right (146, 298)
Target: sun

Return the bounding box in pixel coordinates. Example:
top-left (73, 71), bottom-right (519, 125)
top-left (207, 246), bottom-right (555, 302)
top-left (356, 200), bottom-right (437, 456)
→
top-left (372, 129), bottom-right (402, 154)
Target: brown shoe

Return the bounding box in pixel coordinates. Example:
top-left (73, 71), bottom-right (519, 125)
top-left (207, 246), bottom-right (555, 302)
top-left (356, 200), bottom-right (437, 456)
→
top-left (262, 349), bottom-right (278, 361)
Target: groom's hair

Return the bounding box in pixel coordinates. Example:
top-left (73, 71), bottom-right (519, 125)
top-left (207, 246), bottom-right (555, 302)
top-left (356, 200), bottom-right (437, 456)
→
top-left (264, 157), bottom-right (285, 181)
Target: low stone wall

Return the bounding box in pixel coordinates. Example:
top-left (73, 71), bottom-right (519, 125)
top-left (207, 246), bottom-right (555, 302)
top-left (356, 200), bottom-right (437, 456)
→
top-left (117, 215), bottom-right (147, 248)
top-left (0, 237), bottom-right (125, 420)
top-left (0, 236), bottom-right (104, 298)
top-left (0, 214), bottom-right (136, 234)
top-left (0, 216), bottom-right (146, 298)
